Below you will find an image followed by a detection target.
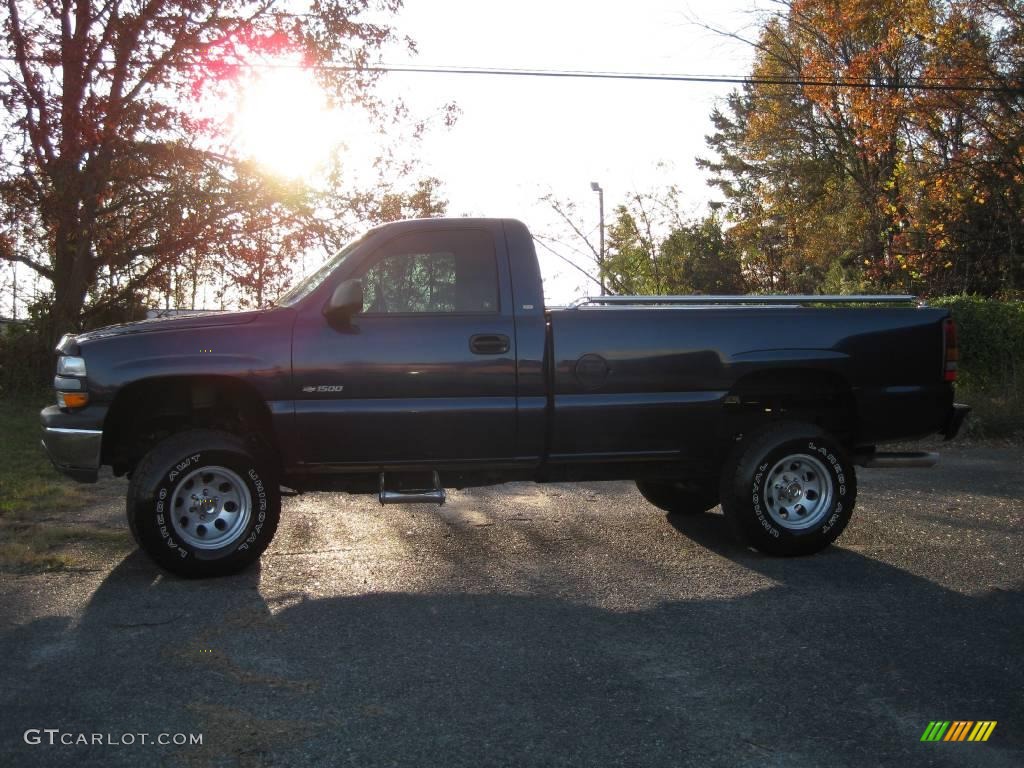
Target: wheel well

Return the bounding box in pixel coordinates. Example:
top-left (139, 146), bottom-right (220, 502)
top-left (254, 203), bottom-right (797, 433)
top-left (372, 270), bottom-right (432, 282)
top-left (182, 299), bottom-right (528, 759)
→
top-left (102, 376), bottom-right (277, 476)
top-left (726, 369), bottom-right (858, 446)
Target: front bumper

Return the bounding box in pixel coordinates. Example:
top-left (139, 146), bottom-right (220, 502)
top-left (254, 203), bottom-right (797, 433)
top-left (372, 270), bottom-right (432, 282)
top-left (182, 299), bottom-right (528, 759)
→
top-left (39, 405), bottom-right (103, 483)
top-left (943, 402), bottom-right (971, 441)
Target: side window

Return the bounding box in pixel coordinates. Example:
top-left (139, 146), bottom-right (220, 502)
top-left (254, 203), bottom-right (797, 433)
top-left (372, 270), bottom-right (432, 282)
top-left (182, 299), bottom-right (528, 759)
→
top-left (360, 230), bottom-right (499, 314)
top-left (363, 251), bottom-right (457, 313)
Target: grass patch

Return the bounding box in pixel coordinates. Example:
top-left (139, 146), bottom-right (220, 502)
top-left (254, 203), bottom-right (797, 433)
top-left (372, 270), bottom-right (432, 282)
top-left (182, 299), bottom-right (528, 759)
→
top-left (0, 396), bottom-right (129, 572)
top-left (0, 396), bottom-right (84, 518)
top-left (0, 543), bottom-right (75, 572)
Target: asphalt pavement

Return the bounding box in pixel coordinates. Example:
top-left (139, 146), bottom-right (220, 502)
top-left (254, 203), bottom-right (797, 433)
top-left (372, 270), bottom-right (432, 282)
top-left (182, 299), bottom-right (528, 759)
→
top-left (1, 441), bottom-right (1021, 767)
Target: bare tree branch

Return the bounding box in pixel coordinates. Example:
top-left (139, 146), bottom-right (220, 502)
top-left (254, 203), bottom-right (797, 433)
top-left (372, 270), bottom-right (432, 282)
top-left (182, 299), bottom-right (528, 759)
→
top-left (532, 233), bottom-right (603, 289)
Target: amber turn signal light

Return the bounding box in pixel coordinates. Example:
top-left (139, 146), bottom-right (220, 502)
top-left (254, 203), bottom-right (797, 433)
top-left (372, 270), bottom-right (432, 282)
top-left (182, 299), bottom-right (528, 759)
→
top-left (57, 392), bottom-right (90, 409)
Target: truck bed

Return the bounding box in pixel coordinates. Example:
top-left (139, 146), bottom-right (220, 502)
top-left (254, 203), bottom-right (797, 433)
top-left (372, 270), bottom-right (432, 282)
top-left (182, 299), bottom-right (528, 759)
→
top-left (546, 304), bottom-right (951, 462)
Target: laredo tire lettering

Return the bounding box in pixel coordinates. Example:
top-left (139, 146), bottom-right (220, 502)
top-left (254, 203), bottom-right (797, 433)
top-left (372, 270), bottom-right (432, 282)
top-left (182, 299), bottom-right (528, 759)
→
top-left (128, 430), bottom-right (281, 578)
top-left (721, 423), bottom-right (857, 557)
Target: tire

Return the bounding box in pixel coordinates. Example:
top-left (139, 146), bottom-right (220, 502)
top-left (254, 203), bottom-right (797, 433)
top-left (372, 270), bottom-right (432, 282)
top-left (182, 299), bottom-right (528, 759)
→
top-left (126, 429), bottom-right (280, 578)
top-left (719, 422), bottom-right (856, 556)
top-left (635, 479), bottom-right (719, 515)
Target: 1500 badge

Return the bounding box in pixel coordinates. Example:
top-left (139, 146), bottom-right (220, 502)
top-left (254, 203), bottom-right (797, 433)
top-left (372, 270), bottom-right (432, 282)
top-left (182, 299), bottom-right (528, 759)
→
top-left (301, 385), bottom-right (345, 393)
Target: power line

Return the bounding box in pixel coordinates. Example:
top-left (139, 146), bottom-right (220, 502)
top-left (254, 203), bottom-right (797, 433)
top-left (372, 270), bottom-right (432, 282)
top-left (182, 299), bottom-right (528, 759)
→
top-left (359, 64), bottom-right (1021, 94)
top-left (2, 55), bottom-right (1021, 94)
top-left (208, 59), bottom-right (1024, 94)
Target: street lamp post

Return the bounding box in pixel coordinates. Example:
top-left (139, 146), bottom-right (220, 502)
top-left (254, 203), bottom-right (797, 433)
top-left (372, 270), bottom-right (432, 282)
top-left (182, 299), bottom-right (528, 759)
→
top-left (590, 181), bottom-right (605, 295)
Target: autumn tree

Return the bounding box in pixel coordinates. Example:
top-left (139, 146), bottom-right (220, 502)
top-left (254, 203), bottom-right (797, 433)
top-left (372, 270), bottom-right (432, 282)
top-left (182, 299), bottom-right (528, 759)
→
top-left (700, 0), bottom-right (1024, 296)
top-left (660, 213), bottom-right (745, 294)
top-left (221, 176), bottom-right (450, 308)
top-left (345, 176), bottom-right (449, 225)
top-left (0, 0), bottom-right (418, 341)
top-left (700, 2), bottom-right (927, 292)
top-left (700, 77), bottom-right (870, 293)
top-left (899, 0), bottom-right (1024, 294)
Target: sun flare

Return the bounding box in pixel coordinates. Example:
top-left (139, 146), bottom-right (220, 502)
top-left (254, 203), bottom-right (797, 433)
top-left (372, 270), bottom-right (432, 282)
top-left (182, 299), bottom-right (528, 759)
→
top-left (233, 67), bottom-right (342, 179)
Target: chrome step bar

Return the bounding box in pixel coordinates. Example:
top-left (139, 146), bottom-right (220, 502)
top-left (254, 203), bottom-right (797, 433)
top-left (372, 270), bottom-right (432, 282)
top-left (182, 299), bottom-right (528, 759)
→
top-left (855, 451), bottom-right (939, 469)
top-left (379, 471), bottom-right (446, 506)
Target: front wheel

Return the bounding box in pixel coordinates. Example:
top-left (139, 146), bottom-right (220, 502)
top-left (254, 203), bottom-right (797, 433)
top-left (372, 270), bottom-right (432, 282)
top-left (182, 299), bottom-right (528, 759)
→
top-left (719, 422), bottom-right (856, 556)
top-left (127, 430), bottom-right (281, 578)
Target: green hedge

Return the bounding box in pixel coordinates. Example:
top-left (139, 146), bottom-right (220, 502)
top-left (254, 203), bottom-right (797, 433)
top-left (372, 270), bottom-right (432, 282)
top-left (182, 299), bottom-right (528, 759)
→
top-left (932, 296), bottom-right (1024, 388)
top-left (0, 324), bottom-right (51, 399)
top-left (932, 295), bottom-right (1024, 436)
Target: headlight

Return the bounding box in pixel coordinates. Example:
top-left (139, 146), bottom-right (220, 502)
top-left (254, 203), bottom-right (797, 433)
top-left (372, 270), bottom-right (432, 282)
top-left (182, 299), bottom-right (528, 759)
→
top-left (57, 356), bottom-right (87, 376)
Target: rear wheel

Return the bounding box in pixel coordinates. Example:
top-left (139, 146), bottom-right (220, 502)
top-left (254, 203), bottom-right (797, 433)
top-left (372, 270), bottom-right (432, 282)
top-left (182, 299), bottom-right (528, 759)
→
top-left (635, 479), bottom-right (719, 515)
top-left (719, 422), bottom-right (856, 556)
top-left (127, 429), bottom-right (280, 578)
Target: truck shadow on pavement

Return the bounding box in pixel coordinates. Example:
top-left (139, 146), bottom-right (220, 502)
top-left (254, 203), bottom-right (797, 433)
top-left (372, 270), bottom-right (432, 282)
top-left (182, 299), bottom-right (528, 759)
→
top-left (2, 522), bottom-right (1021, 768)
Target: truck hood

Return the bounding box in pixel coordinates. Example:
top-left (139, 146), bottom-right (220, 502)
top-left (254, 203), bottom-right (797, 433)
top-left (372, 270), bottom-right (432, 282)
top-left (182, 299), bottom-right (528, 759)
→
top-left (71, 309), bottom-right (265, 345)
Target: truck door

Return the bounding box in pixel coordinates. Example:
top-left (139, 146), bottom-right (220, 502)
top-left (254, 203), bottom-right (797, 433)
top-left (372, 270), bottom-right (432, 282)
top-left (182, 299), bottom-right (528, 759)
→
top-left (291, 225), bottom-right (518, 466)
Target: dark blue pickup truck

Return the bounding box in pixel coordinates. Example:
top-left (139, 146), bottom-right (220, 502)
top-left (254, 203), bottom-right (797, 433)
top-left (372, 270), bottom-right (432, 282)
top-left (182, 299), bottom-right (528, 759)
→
top-left (41, 218), bottom-right (969, 576)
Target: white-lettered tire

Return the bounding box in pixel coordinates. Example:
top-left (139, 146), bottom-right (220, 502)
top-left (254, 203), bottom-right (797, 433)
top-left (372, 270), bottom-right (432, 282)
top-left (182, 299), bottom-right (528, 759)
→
top-left (719, 422), bottom-right (856, 556)
top-left (127, 430), bottom-right (280, 578)
top-left (635, 479), bottom-right (719, 515)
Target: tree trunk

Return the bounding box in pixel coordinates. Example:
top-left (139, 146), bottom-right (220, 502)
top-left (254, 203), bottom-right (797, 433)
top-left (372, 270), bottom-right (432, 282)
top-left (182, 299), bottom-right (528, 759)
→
top-left (49, 226), bottom-right (90, 346)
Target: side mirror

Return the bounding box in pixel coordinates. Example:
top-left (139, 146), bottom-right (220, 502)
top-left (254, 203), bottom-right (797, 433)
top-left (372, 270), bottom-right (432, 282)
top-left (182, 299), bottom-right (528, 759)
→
top-left (323, 278), bottom-right (363, 323)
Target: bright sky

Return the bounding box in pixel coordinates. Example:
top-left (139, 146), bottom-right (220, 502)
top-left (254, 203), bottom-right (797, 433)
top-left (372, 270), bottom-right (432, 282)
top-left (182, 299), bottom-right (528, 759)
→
top-left (374, 0), bottom-right (761, 300)
top-left (0, 0), bottom-right (764, 316)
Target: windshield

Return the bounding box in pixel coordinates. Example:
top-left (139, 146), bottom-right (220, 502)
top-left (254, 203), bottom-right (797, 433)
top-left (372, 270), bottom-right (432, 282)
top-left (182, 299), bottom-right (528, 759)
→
top-left (274, 237), bottom-right (364, 307)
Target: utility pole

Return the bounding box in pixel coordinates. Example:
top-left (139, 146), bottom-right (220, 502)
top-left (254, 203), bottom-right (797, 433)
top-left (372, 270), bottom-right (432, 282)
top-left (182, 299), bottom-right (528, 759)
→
top-left (590, 181), bottom-right (605, 295)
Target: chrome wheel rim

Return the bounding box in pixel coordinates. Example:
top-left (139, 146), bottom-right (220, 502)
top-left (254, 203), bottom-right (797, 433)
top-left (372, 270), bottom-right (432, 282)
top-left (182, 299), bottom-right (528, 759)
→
top-left (170, 466), bottom-right (252, 550)
top-left (762, 453), bottom-right (834, 531)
